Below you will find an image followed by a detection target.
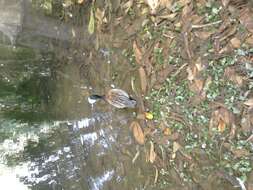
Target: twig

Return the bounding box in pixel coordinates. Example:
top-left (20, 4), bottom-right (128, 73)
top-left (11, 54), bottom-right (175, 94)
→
top-left (132, 149), bottom-right (140, 163)
top-left (246, 133), bottom-right (253, 142)
top-left (154, 166), bottom-right (159, 184)
top-left (192, 20), bottom-right (222, 29)
top-left (171, 63), bottom-right (188, 78)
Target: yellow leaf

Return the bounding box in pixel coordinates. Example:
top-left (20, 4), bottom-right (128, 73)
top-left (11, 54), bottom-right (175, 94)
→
top-left (163, 127), bottom-right (171, 136)
top-left (88, 7), bottom-right (95, 34)
top-left (130, 121), bottom-right (145, 145)
top-left (145, 112), bottom-right (153, 120)
top-left (149, 141), bottom-right (156, 163)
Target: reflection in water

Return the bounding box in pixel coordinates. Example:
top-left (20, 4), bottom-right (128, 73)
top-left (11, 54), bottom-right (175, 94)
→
top-left (14, 113), bottom-right (148, 190)
top-left (0, 163), bottom-right (29, 190)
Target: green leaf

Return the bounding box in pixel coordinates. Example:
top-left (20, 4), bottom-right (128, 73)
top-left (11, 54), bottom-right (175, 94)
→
top-left (88, 7), bottom-right (95, 34)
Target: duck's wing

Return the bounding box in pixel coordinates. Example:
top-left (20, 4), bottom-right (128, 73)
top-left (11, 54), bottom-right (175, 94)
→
top-left (110, 89), bottom-right (129, 98)
top-left (107, 89), bottom-right (134, 108)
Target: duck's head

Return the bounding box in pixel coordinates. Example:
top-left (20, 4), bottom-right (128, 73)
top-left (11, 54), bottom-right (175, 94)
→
top-left (88, 95), bottom-right (104, 104)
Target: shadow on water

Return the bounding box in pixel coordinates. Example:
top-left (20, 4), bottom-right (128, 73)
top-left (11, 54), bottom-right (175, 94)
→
top-left (0, 0), bottom-right (153, 190)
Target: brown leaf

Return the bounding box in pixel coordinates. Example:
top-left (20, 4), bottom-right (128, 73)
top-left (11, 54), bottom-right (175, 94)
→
top-left (173, 141), bottom-right (181, 152)
top-left (187, 57), bottom-right (203, 81)
top-left (246, 35), bottom-right (253, 45)
top-left (232, 148), bottom-right (250, 158)
top-left (191, 14), bottom-right (204, 24)
top-left (163, 127), bottom-right (171, 136)
top-left (187, 66), bottom-right (197, 81)
top-left (189, 78), bottom-right (204, 95)
top-left (179, 0), bottom-right (191, 7)
top-left (158, 13), bottom-right (177, 20)
top-left (172, 141), bottom-right (181, 159)
top-left (230, 37), bottom-right (241, 48)
top-left (95, 8), bottom-right (105, 23)
top-left (122, 0), bottom-right (133, 13)
top-left (130, 121), bottom-right (145, 145)
top-left (239, 8), bottom-right (253, 33)
top-left (139, 66), bottom-right (147, 94)
top-left (224, 67), bottom-right (244, 86)
top-left (244, 98), bottom-right (253, 107)
top-left (194, 31), bottom-right (213, 40)
top-left (133, 41), bottom-right (142, 65)
top-left (194, 79), bottom-right (204, 93)
top-left (149, 141), bottom-right (156, 163)
top-left (156, 66), bottom-right (173, 83)
top-left (218, 119), bottom-right (226, 132)
top-left (209, 107), bottom-right (234, 133)
top-left (160, 0), bottom-right (173, 9)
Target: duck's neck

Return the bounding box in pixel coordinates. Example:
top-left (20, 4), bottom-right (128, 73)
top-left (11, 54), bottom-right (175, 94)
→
top-left (90, 94), bottom-right (104, 100)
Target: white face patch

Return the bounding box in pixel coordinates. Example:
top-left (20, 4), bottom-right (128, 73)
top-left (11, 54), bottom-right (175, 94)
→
top-left (88, 97), bottom-right (97, 104)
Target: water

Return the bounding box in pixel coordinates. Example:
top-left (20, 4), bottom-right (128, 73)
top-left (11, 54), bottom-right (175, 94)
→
top-left (0, 1), bottom-right (152, 189)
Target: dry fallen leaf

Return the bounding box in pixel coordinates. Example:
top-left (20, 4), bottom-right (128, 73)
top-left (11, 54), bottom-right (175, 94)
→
top-left (224, 67), bottom-right (244, 86)
top-left (187, 66), bottom-right (197, 81)
top-left (156, 66), bottom-right (173, 84)
top-left (163, 127), bottom-right (171, 136)
top-left (122, 0), bottom-right (133, 13)
top-left (246, 35), bottom-right (253, 45)
top-left (179, 0), bottom-right (191, 6)
top-left (194, 78), bottom-right (204, 93)
top-left (133, 41), bottom-right (142, 65)
top-left (230, 37), bottom-right (241, 48)
top-left (194, 31), bottom-right (213, 40)
top-left (160, 0), bottom-right (172, 9)
top-left (146, 0), bottom-right (160, 13)
top-left (78, 0), bottom-right (84, 4)
top-left (232, 148), bottom-right (250, 158)
top-left (209, 107), bottom-right (234, 133)
top-left (218, 119), bottom-right (226, 132)
top-left (187, 57), bottom-right (203, 81)
top-left (172, 141), bottom-right (181, 159)
top-left (139, 66), bottom-right (147, 94)
top-left (244, 98), bottom-right (253, 107)
top-left (149, 141), bottom-right (156, 163)
top-left (130, 121), bottom-right (145, 145)
top-left (221, 0), bottom-right (230, 7)
top-left (239, 7), bottom-right (253, 33)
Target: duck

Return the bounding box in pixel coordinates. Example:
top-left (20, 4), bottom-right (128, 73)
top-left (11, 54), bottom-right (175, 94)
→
top-left (88, 89), bottom-right (137, 108)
